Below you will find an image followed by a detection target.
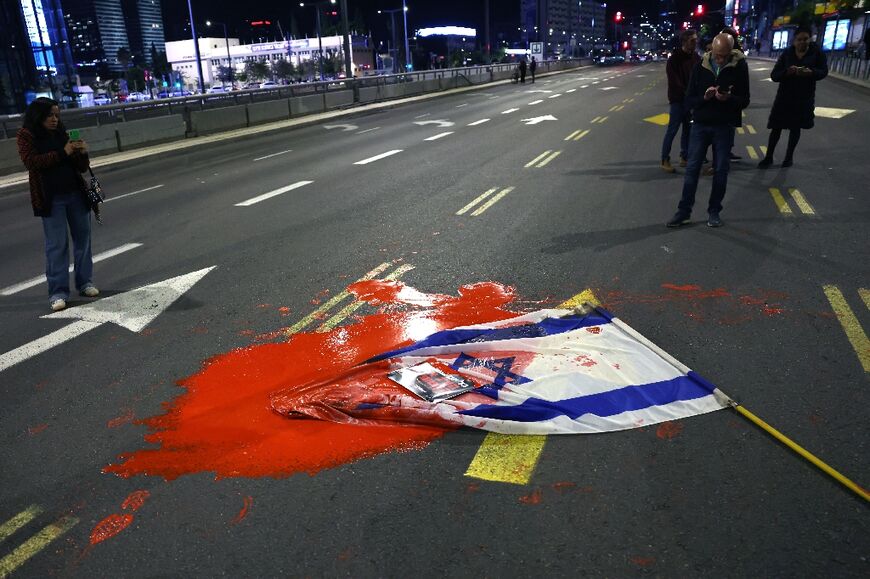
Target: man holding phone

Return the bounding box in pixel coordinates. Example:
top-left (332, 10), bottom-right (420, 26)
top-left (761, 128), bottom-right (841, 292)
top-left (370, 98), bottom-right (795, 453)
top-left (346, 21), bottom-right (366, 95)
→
top-left (667, 33), bottom-right (750, 228)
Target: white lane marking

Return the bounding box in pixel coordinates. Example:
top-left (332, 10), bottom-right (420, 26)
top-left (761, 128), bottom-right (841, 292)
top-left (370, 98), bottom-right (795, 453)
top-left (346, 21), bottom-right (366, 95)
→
top-left (424, 132), bottom-right (453, 141)
top-left (414, 113), bottom-right (430, 118)
top-left (580, 85), bottom-right (589, 88)
top-left (253, 149), bottom-right (293, 161)
top-left (814, 107), bottom-right (856, 119)
top-left (600, 86), bottom-right (618, 91)
top-left (1, 243), bottom-right (144, 296)
top-left (501, 108), bottom-right (519, 114)
top-left (104, 184), bottom-right (164, 203)
top-left (235, 180), bottom-right (313, 206)
top-left (752, 67), bottom-right (770, 71)
top-left (528, 100), bottom-right (543, 105)
top-left (353, 149), bottom-right (403, 165)
top-left (467, 119), bottom-right (491, 126)
top-left (0, 320), bottom-right (102, 372)
top-left (356, 127), bottom-right (381, 134)
top-left (456, 103), bottom-right (468, 108)
top-left (592, 81), bottom-right (599, 85)
top-left (566, 89), bottom-right (576, 93)
top-left (548, 94), bottom-right (562, 99)
top-left (488, 96), bottom-right (499, 100)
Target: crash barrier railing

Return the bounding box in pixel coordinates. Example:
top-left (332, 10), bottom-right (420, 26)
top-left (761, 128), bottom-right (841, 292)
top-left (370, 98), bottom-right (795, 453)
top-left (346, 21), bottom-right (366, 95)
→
top-left (827, 55), bottom-right (870, 82)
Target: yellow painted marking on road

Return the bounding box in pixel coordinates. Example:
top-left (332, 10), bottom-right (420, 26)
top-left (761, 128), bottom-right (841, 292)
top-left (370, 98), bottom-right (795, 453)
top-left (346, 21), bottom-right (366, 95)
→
top-left (747, 124), bottom-right (757, 134)
top-left (614, 105), bottom-right (624, 111)
top-left (525, 150), bottom-right (552, 168)
top-left (746, 145), bottom-right (759, 160)
top-left (564, 130), bottom-right (581, 141)
top-left (283, 262), bottom-right (393, 338)
top-left (737, 127), bottom-right (745, 135)
top-left (823, 285), bottom-right (870, 372)
top-left (465, 289), bottom-right (600, 485)
top-left (768, 188), bottom-right (793, 214)
top-left (643, 113), bottom-right (670, 126)
top-left (471, 187), bottom-right (514, 216)
top-left (0, 506), bottom-right (43, 543)
top-left (318, 265), bottom-right (415, 332)
top-left (457, 187), bottom-right (498, 215)
top-left (590, 116), bottom-right (601, 123)
top-left (788, 188), bottom-right (815, 215)
top-left (858, 288), bottom-right (870, 311)
top-left (814, 107), bottom-right (855, 119)
top-left (609, 105), bottom-right (619, 111)
top-left (595, 116), bottom-right (609, 124)
top-left (573, 129), bottom-right (590, 141)
top-left (536, 150), bottom-right (561, 167)
top-left (0, 516), bottom-right (78, 579)
top-left (742, 111), bottom-right (747, 118)
top-left (760, 145), bottom-right (767, 155)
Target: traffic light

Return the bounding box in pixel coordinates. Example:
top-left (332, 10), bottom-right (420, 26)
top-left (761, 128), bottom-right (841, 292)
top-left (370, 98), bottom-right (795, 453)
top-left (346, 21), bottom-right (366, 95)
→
top-left (615, 11), bottom-right (623, 22)
top-left (695, 4), bottom-right (704, 16)
top-left (623, 41), bottom-right (629, 49)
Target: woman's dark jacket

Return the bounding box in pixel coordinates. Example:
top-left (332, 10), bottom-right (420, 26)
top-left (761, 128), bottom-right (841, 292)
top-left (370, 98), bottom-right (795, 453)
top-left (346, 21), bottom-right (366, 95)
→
top-left (684, 49), bottom-right (750, 127)
top-left (17, 128), bottom-right (90, 217)
top-left (768, 44), bottom-right (828, 130)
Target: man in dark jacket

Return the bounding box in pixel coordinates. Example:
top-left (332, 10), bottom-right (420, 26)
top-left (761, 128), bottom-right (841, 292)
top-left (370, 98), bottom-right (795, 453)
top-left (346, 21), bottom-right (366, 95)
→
top-left (667, 33), bottom-right (750, 228)
top-left (661, 29), bottom-right (700, 172)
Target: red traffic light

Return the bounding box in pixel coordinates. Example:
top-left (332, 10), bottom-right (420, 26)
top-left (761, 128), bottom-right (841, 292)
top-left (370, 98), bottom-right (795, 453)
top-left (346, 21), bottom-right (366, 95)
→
top-left (615, 11), bottom-right (623, 22)
top-left (695, 4), bottom-right (704, 15)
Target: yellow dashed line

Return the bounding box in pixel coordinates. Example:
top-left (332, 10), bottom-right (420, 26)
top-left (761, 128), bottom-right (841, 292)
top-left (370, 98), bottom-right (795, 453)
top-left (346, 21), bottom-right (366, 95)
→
top-left (760, 145), bottom-right (768, 155)
top-left (317, 264), bottom-right (415, 332)
top-left (525, 150), bottom-right (552, 168)
top-left (859, 288), bottom-right (870, 311)
top-left (564, 130), bottom-right (581, 141)
top-left (535, 151), bottom-right (561, 167)
top-left (464, 289), bottom-right (600, 485)
top-left (457, 188), bottom-right (497, 215)
top-left (747, 124), bottom-right (757, 134)
top-left (788, 188), bottom-right (815, 215)
top-left (768, 188), bottom-right (793, 214)
top-left (471, 187), bottom-right (514, 216)
top-left (0, 506), bottom-right (43, 543)
top-left (737, 128), bottom-right (745, 135)
top-left (590, 116), bottom-right (601, 123)
top-left (823, 285), bottom-right (870, 372)
top-left (573, 129), bottom-right (590, 141)
top-left (746, 145), bottom-right (759, 160)
top-left (0, 516), bottom-right (78, 579)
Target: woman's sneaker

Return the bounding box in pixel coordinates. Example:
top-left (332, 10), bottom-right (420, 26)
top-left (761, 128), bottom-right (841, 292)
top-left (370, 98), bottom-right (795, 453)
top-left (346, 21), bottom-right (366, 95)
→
top-left (50, 298), bottom-right (66, 311)
top-left (81, 285), bottom-right (99, 297)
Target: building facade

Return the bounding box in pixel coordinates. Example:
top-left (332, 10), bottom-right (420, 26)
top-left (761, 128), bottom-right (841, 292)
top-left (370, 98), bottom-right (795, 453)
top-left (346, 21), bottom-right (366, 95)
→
top-left (520, 0), bottom-right (607, 57)
top-left (121, 0), bottom-right (165, 63)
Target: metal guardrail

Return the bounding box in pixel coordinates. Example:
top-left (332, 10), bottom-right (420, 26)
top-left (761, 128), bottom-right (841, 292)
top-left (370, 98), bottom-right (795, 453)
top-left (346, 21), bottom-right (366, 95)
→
top-left (0, 59), bottom-right (587, 138)
top-left (828, 55), bottom-right (870, 82)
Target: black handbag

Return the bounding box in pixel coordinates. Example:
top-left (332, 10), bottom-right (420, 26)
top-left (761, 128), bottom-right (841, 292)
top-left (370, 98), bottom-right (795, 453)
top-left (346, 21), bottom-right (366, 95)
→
top-left (85, 168), bottom-right (104, 224)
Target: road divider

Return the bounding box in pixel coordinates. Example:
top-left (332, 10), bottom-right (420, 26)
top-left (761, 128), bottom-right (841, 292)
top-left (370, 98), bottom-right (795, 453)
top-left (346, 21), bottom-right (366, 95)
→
top-left (822, 285), bottom-right (870, 372)
top-left (456, 187), bottom-right (515, 216)
top-left (235, 180), bottom-right (313, 207)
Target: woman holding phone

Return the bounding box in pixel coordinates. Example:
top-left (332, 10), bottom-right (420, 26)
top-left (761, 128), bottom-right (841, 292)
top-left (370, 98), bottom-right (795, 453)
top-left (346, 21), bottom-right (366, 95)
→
top-left (17, 97), bottom-right (98, 311)
top-left (758, 27), bottom-right (828, 168)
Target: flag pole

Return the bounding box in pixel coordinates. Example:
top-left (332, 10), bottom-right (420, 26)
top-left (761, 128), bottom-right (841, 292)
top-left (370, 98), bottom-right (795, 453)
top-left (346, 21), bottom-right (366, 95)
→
top-left (576, 303), bottom-right (870, 503)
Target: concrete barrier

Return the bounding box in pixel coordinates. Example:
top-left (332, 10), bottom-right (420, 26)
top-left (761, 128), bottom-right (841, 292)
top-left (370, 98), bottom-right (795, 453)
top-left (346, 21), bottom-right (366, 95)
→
top-left (190, 105), bottom-right (248, 135)
top-left (247, 100), bottom-right (290, 125)
top-left (290, 94), bottom-right (324, 116)
top-left (0, 138), bottom-right (21, 174)
top-left (358, 86), bottom-right (379, 103)
top-left (78, 125), bottom-right (120, 154)
top-left (117, 114), bottom-right (186, 150)
top-left (324, 90), bottom-right (353, 110)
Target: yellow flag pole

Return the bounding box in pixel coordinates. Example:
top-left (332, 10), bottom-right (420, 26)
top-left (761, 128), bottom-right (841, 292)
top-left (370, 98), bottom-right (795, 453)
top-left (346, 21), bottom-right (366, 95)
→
top-left (583, 303), bottom-right (870, 504)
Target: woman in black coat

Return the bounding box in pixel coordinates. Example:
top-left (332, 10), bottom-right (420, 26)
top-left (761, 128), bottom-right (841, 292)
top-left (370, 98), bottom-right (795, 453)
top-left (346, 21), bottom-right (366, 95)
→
top-left (758, 27), bottom-right (828, 168)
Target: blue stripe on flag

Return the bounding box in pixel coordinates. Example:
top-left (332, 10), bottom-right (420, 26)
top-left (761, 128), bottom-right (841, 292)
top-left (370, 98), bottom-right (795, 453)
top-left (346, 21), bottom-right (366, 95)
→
top-left (366, 312), bottom-right (611, 363)
top-left (458, 375), bottom-right (711, 423)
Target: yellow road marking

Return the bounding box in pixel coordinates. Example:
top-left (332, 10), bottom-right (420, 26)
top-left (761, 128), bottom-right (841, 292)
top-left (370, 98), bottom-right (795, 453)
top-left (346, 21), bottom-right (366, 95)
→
top-left (768, 188), bottom-right (792, 214)
top-left (596, 116), bottom-right (609, 124)
top-left (747, 124), bottom-right (757, 134)
top-left (643, 113), bottom-right (670, 126)
top-left (0, 506), bottom-right (43, 543)
top-left (859, 288), bottom-right (870, 311)
top-left (742, 111), bottom-right (747, 118)
top-left (746, 145), bottom-right (759, 160)
top-left (788, 188), bottom-right (815, 215)
top-left (317, 264), bottom-right (415, 332)
top-left (0, 516), bottom-right (78, 579)
top-left (457, 188), bottom-right (497, 215)
top-left (471, 187), bottom-right (514, 216)
top-left (283, 262), bottom-right (393, 338)
top-left (573, 129), bottom-right (590, 141)
top-left (590, 116), bottom-right (601, 123)
top-left (737, 127), bottom-right (745, 135)
top-left (823, 285), bottom-right (870, 372)
top-left (760, 145), bottom-right (767, 155)
top-left (536, 151), bottom-right (561, 167)
top-left (525, 150), bottom-right (551, 168)
top-left (465, 289), bottom-right (600, 485)
top-left (564, 130), bottom-right (581, 141)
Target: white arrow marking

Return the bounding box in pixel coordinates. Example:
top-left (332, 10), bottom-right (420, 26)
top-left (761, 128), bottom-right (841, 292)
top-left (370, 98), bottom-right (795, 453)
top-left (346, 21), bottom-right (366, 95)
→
top-left (1, 243), bottom-right (143, 296)
top-left (323, 124), bottom-right (358, 131)
top-left (413, 119), bottom-right (454, 127)
top-left (521, 115), bottom-right (558, 125)
top-left (600, 86), bottom-right (618, 91)
top-left (0, 267), bottom-right (215, 373)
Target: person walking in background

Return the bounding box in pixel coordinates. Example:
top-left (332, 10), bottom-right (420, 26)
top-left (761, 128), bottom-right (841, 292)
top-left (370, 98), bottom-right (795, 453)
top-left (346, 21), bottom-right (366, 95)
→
top-left (661, 29), bottom-right (700, 173)
top-left (667, 33), bottom-right (750, 229)
top-left (530, 56), bottom-right (537, 83)
top-left (518, 57), bottom-right (527, 84)
top-left (758, 27), bottom-right (828, 168)
top-left (17, 97), bottom-right (98, 312)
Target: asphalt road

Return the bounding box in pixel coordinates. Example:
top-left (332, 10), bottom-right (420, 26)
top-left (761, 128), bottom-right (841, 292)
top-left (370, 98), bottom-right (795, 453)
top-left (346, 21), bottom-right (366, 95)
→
top-left (1, 61), bottom-right (868, 577)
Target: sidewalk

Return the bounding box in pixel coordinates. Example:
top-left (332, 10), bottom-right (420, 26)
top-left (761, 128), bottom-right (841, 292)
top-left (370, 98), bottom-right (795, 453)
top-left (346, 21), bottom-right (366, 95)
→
top-left (748, 56), bottom-right (870, 90)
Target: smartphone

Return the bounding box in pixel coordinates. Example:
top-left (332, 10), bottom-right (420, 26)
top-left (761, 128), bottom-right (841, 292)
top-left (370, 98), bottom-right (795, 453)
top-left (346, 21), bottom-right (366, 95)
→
top-left (67, 129), bottom-right (80, 140)
top-left (716, 86), bottom-right (730, 94)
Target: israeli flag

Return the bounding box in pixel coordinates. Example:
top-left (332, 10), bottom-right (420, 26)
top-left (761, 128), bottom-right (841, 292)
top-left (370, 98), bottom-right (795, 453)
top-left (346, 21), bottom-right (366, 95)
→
top-left (365, 306), bottom-right (729, 434)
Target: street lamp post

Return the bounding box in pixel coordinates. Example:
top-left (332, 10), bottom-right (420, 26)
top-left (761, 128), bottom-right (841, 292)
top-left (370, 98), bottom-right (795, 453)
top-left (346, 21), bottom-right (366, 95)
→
top-left (378, 5), bottom-right (410, 72)
top-left (187, 0), bottom-right (205, 94)
top-left (207, 20), bottom-right (233, 87)
top-left (299, 0), bottom-right (336, 82)
top-left (402, 1), bottom-right (411, 71)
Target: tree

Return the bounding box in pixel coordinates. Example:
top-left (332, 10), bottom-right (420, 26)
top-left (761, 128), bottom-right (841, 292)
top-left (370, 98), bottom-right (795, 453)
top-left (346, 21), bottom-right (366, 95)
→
top-left (116, 47), bottom-right (132, 69)
top-left (244, 61), bottom-right (270, 81)
top-left (216, 66), bottom-right (235, 84)
top-left (272, 59), bottom-right (296, 81)
top-left (127, 66), bottom-right (145, 91)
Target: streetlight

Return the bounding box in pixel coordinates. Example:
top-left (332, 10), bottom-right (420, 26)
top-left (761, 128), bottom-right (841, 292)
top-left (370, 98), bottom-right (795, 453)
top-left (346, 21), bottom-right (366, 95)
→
top-left (378, 3), bottom-right (409, 73)
top-left (206, 20), bottom-right (233, 87)
top-left (299, 0), bottom-right (336, 82)
top-left (186, 0), bottom-right (205, 94)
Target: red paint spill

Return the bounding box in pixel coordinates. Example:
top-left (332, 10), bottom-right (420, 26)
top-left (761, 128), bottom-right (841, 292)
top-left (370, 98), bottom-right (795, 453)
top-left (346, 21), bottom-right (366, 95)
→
top-left (230, 496), bottom-right (253, 525)
top-left (574, 354), bottom-right (597, 367)
top-left (762, 306), bottom-right (784, 316)
top-left (27, 423), bottom-right (48, 436)
top-left (337, 547), bottom-right (353, 561)
top-left (107, 409), bottom-right (135, 429)
top-left (465, 483), bottom-right (480, 494)
top-left (89, 513), bottom-right (133, 546)
top-left (519, 489), bottom-right (543, 504)
top-left (661, 284), bottom-right (701, 292)
top-left (656, 421), bottom-right (684, 440)
top-left (121, 490), bottom-right (150, 512)
top-left (238, 329), bottom-right (255, 337)
top-left (256, 303), bottom-right (271, 309)
top-left (551, 482), bottom-right (576, 493)
top-left (630, 556), bottom-right (656, 567)
top-left (585, 326), bottom-right (601, 334)
top-left (104, 281), bottom-right (518, 480)
top-left (278, 306), bottom-right (292, 315)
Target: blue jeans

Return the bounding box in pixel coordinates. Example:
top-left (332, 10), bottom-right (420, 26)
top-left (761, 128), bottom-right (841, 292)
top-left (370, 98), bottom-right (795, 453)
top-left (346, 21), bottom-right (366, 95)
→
top-left (41, 192), bottom-right (93, 301)
top-left (677, 123), bottom-right (732, 217)
top-left (661, 102), bottom-right (691, 161)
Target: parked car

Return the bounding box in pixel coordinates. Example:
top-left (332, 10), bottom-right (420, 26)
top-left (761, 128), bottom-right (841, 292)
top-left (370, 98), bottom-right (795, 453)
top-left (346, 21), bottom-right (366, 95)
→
top-left (126, 91), bottom-right (151, 101)
top-left (259, 80), bottom-right (278, 89)
top-left (206, 85), bottom-right (228, 93)
top-left (93, 92), bottom-right (111, 105)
